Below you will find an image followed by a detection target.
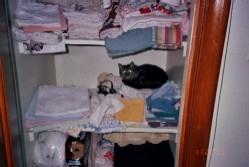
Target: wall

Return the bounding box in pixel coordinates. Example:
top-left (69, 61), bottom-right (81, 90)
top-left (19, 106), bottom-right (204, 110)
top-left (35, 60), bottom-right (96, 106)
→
top-left (207, 1), bottom-right (249, 166)
top-left (55, 46), bottom-right (168, 88)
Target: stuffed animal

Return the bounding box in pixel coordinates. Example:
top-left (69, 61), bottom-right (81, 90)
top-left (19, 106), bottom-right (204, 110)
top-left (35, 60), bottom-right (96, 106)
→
top-left (97, 72), bottom-right (122, 95)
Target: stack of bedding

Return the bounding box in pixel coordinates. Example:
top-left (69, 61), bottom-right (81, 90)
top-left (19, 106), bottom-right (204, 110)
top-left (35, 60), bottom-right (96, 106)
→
top-left (12, 2), bottom-right (67, 53)
top-left (146, 81), bottom-right (181, 127)
top-left (11, 1), bottom-right (190, 55)
top-left (63, 9), bottom-right (104, 39)
top-left (26, 85), bottom-right (91, 137)
top-left (89, 72), bottom-right (181, 131)
top-left (103, 1), bottom-right (191, 57)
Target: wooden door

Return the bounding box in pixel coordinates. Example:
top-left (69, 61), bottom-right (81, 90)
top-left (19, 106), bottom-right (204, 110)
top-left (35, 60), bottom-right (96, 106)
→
top-left (178, 0), bottom-right (231, 167)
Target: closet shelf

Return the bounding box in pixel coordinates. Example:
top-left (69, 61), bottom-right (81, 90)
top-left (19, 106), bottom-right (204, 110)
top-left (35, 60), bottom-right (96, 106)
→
top-left (88, 126), bottom-right (177, 133)
top-left (30, 126), bottom-right (178, 134)
top-left (28, 126), bottom-right (178, 141)
top-left (18, 39), bottom-right (187, 56)
top-left (65, 39), bottom-right (188, 57)
top-left (118, 126), bottom-right (178, 133)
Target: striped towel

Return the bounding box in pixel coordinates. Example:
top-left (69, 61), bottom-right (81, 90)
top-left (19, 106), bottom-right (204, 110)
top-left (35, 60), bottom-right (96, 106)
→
top-left (153, 25), bottom-right (182, 49)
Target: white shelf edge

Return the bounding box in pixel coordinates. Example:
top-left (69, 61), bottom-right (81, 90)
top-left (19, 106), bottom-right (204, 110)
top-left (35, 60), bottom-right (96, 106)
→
top-left (122, 126), bottom-right (178, 133)
top-left (28, 126), bottom-right (178, 141)
top-left (65, 39), bottom-right (105, 45)
top-left (65, 39), bottom-right (187, 57)
top-left (18, 38), bottom-right (187, 56)
top-left (80, 127), bottom-right (178, 133)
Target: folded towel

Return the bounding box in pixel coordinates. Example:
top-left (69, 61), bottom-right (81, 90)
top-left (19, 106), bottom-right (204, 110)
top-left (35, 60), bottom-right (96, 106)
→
top-left (34, 85), bottom-right (90, 117)
top-left (115, 98), bottom-right (145, 123)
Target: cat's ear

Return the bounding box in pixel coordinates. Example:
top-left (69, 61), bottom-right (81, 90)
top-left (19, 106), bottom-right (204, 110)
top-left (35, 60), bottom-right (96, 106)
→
top-left (130, 61), bottom-right (135, 66)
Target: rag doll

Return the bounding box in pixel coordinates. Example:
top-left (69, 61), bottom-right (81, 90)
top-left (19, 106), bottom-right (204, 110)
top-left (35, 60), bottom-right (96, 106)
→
top-left (118, 61), bottom-right (168, 89)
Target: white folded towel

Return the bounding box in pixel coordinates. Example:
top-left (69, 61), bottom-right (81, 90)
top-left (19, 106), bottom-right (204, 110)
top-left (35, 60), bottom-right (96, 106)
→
top-left (34, 85), bottom-right (90, 117)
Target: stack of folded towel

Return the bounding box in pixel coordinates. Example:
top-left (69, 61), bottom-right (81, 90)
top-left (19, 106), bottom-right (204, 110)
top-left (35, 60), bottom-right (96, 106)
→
top-left (63, 9), bottom-right (103, 39)
top-left (146, 81), bottom-right (181, 127)
top-left (26, 85), bottom-right (91, 137)
top-left (12, 2), bottom-right (67, 53)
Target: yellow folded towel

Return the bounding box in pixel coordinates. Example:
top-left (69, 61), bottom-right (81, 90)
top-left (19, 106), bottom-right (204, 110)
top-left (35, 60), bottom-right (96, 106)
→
top-left (115, 98), bottom-right (145, 123)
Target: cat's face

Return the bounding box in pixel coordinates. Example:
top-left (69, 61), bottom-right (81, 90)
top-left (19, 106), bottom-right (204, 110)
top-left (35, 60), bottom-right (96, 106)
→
top-left (118, 62), bottom-right (138, 80)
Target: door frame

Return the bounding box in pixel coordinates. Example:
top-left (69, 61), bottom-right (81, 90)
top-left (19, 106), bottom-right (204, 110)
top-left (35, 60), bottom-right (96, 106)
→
top-left (0, 58), bottom-right (14, 167)
top-left (0, 0), bottom-right (231, 167)
top-left (178, 0), bottom-right (231, 167)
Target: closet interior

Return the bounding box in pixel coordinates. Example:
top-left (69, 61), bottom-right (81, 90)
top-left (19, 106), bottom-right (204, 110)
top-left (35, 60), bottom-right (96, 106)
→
top-left (9, 0), bottom-right (193, 166)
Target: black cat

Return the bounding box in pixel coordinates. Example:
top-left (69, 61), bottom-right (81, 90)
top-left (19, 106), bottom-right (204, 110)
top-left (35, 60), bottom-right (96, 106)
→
top-left (118, 61), bottom-right (168, 89)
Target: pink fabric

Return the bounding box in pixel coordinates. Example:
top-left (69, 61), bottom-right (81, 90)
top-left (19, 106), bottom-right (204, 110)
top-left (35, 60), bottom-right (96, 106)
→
top-left (23, 10), bottom-right (67, 33)
top-left (26, 119), bottom-right (70, 128)
top-left (181, 12), bottom-right (190, 35)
